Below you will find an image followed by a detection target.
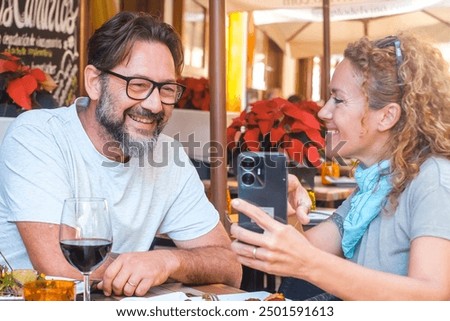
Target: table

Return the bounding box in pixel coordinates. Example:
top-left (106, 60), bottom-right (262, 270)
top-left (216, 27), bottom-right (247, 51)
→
top-left (313, 176), bottom-right (356, 207)
top-left (90, 282), bottom-right (244, 301)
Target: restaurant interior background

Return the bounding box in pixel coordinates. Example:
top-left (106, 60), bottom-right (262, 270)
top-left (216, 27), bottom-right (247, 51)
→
top-left (2, 0), bottom-right (450, 212)
top-left (94, 0), bottom-right (450, 108)
top-left (1, 0), bottom-right (450, 293)
top-left (2, 0), bottom-right (450, 197)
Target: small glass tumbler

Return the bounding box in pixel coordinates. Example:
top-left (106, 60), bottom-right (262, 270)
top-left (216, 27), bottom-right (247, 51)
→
top-left (23, 279), bottom-right (76, 301)
top-left (321, 161), bottom-right (340, 185)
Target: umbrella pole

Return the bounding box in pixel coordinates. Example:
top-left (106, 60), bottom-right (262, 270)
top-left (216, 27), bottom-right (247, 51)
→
top-left (322, 0), bottom-right (331, 102)
top-left (208, 0), bottom-right (229, 231)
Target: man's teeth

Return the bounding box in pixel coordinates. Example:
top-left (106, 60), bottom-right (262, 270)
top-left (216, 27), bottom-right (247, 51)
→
top-left (129, 114), bottom-right (154, 124)
top-left (327, 130), bottom-right (339, 135)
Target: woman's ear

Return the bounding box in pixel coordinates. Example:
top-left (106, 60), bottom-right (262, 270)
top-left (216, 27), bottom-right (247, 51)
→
top-left (378, 103), bottom-right (401, 132)
top-left (84, 65), bottom-right (102, 101)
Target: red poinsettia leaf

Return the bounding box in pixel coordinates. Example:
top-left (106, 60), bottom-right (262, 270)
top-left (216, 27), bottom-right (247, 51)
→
top-left (0, 52), bottom-right (21, 73)
top-left (269, 126), bottom-right (286, 143)
top-left (306, 145), bottom-right (322, 167)
top-left (304, 129), bottom-right (325, 147)
top-left (0, 60), bottom-right (20, 73)
top-left (229, 115), bottom-right (244, 129)
top-left (300, 100), bottom-right (321, 113)
top-left (271, 97), bottom-right (286, 107)
top-left (246, 112), bottom-right (258, 126)
top-left (252, 104), bottom-right (275, 120)
top-left (250, 99), bottom-right (270, 110)
top-left (257, 119), bottom-right (274, 135)
top-left (243, 127), bottom-right (260, 142)
top-left (0, 52), bottom-right (20, 61)
top-left (285, 138), bottom-right (305, 164)
top-left (282, 105), bottom-right (321, 131)
top-left (289, 120), bottom-right (309, 132)
top-left (6, 75), bottom-right (38, 109)
top-left (239, 110), bottom-right (247, 121)
top-left (243, 128), bottom-right (261, 151)
top-left (30, 68), bottom-right (46, 82)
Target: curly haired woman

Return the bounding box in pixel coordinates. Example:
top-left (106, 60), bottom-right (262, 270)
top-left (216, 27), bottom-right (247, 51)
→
top-left (230, 32), bottom-right (450, 300)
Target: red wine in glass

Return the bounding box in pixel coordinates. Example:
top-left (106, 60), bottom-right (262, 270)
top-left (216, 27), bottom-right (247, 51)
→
top-left (59, 197), bottom-right (112, 301)
top-left (60, 238), bottom-right (112, 273)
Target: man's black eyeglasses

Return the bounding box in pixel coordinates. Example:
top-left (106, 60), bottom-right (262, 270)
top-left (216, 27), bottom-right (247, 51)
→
top-left (98, 68), bottom-right (186, 105)
top-left (374, 36), bottom-right (404, 92)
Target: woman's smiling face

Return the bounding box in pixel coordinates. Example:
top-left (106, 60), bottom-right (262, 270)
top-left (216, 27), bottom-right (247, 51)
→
top-left (318, 59), bottom-right (387, 166)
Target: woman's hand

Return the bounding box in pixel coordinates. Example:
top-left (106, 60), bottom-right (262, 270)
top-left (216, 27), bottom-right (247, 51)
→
top-left (230, 198), bottom-right (314, 279)
top-left (287, 174), bottom-right (312, 225)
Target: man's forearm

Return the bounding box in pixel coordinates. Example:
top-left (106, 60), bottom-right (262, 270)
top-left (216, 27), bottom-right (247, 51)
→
top-left (168, 246), bottom-right (242, 288)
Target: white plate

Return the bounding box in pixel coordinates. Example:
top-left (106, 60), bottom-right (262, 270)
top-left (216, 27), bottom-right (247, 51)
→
top-left (203, 291), bottom-right (273, 301)
top-left (122, 291), bottom-right (283, 301)
top-left (195, 291), bottom-right (291, 301)
top-left (122, 292), bottom-right (189, 301)
top-left (308, 211), bottom-right (332, 225)
top-left (0, 295), bottom-right (24, 301)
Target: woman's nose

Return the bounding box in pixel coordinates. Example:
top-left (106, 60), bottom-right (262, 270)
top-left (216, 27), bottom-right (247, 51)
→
top-left (318, 99), bottom-right (333, 121)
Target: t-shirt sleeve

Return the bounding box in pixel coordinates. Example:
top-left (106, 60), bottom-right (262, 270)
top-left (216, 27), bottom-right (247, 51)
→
top-left (0, 113), bottom-right (71, 224)
top-left (408, 160), bottom-right (450, 241)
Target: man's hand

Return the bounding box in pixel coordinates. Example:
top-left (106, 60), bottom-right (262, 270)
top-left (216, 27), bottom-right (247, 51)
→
top-left (97, 251), bottom-right (177, 296)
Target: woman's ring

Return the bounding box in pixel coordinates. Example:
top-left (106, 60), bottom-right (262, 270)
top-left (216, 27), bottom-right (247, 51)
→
top-left (127, 280), bottom-right (137, 287)
top-left (252, 246), bottom-right (258, 259)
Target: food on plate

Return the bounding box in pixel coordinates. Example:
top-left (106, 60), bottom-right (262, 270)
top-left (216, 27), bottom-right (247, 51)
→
top-left (0, 265), bottom-right (45, 297)
top-left (245, 292), bottom-right (286, 301)
top-left (264, 292), bottom-right (286, 301)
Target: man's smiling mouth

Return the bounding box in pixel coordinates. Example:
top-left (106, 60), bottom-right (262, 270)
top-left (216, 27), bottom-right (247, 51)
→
top-left (128, 113), bottom-right (155, 124)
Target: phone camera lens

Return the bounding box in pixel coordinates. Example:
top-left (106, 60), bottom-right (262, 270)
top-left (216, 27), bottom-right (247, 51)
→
top-left (240, 157), bottom-right (256, 170)
top-left (241, 172), bottom-right (255, 186)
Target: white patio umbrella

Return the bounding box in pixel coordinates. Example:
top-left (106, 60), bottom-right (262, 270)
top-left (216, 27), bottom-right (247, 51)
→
top-left (199, 0), bottom-right (450, 59)
top-left (253, 1), bottom-right (450, 59)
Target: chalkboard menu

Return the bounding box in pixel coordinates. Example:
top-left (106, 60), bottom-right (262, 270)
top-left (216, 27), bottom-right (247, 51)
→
top-left (0, 0), bottom-right (80, 106)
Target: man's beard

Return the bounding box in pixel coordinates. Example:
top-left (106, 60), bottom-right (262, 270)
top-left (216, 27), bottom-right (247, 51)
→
top-left (96, 82), bottom-right (167, 158)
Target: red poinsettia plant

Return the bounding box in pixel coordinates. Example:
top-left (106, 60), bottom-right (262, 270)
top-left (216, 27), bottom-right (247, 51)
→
top-left (0, 51), bottom-right (57, 110)
top-left (227, 97), bottom-right (325, 168)
top-left (176, 76), bottom-right (210, 111)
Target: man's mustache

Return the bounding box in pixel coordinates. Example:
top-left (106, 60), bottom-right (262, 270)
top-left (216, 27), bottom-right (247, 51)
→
top-left (125, 107), bottom-right (165, 123)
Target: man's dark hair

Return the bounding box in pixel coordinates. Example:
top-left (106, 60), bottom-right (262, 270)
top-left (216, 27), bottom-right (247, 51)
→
top-left (87, 11), bottom-right (184, 76)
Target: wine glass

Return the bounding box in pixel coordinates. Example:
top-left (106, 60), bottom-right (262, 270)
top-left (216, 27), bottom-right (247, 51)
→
top-left (59, 197), bottom-right (113, 301)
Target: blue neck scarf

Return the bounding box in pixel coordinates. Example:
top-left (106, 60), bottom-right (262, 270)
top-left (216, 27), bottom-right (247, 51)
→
top-left (342, 160), bottom-right (392, 258)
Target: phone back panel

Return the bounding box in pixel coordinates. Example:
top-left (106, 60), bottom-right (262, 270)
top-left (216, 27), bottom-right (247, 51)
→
top-left (237, 152), bottom-right (288, 232)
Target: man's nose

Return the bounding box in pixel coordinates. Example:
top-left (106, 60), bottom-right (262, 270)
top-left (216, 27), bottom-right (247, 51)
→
top-left (139, 89), bottom-right (163, 114)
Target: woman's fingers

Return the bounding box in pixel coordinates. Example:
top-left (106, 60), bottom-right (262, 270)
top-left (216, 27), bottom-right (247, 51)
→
top-left (231, 198), bottom-right (282, 233)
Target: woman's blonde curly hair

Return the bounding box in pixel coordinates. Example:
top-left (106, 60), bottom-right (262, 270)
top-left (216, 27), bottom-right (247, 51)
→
top-left (344, 32), bottom-right (450, 207)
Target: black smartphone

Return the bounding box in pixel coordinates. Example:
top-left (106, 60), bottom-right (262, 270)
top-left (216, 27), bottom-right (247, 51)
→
top-left (237, 151), bottom-right (288, 233)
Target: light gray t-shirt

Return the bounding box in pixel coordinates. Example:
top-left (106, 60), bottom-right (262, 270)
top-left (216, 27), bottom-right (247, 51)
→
top-left (0, 97), bottom-right (219, 269)
top-left (334, 157), bottom-right (450, 275)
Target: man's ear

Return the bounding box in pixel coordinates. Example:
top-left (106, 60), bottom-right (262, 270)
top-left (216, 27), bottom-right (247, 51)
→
top-left (84, 65), bottom-right (102, 101)
top-left (378, 103), bottom-right (401, 132)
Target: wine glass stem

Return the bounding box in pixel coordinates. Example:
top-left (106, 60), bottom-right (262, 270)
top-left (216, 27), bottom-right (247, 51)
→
top-left (83, 273), bottom-right (91, 301)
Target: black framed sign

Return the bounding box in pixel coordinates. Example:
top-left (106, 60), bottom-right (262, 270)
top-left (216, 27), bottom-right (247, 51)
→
top-left (0, 0), bottom-right (81, 106)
